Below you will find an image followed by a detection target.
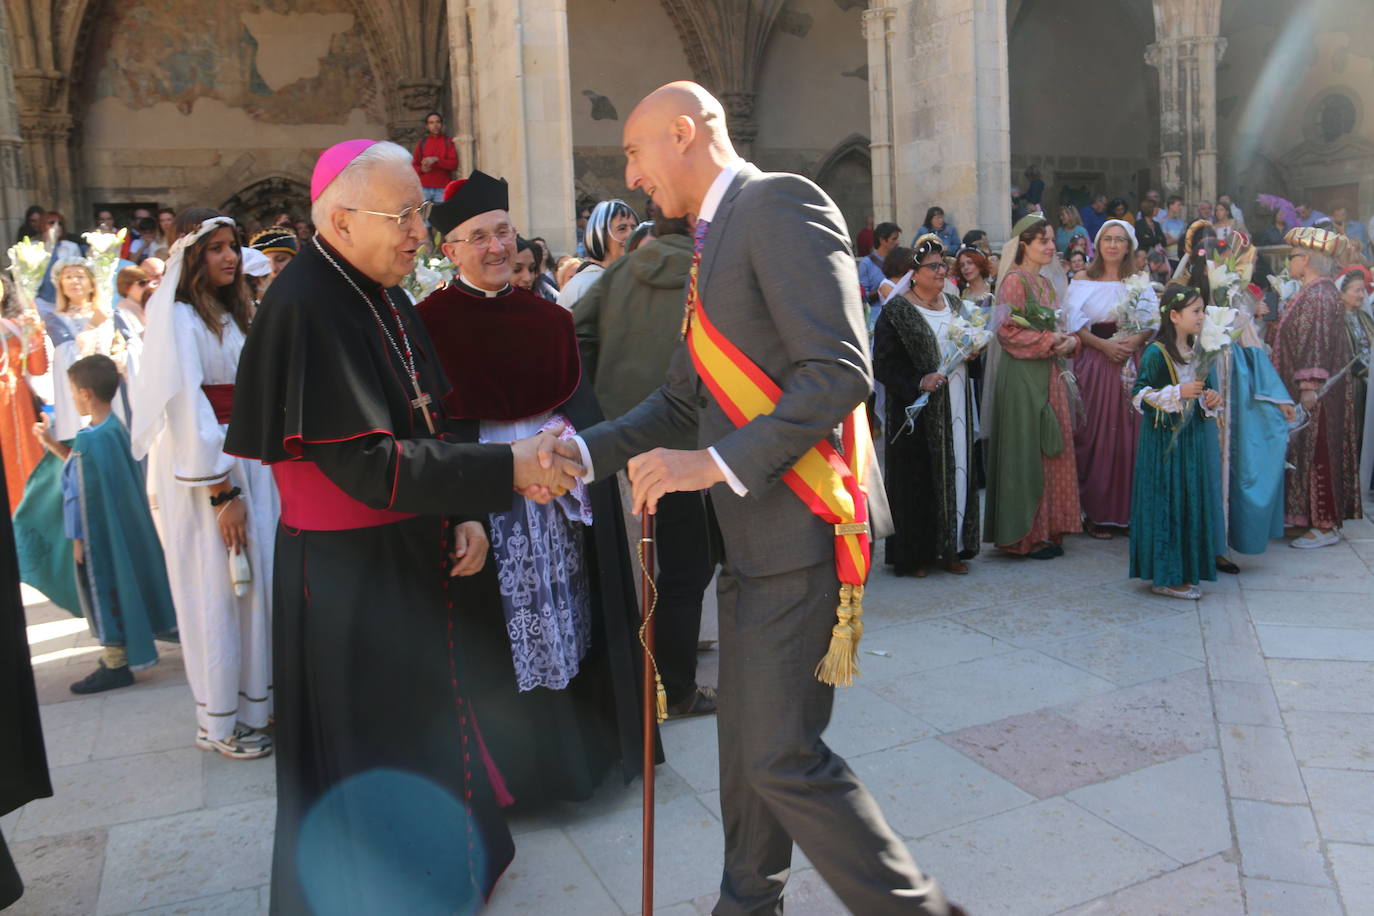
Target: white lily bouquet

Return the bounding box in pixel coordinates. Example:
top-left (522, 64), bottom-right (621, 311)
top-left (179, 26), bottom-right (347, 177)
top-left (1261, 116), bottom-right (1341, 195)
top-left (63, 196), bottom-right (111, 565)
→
top-left (1111, 273), bottom-right (1159, 392)
top-left (82, 228), bottom-right (127, 303)
top-left (894, 308), bottom-right (991, 440)
top-left (401, 256), bottom-right (454, 302)
top-left (1266, 267), bottom-right (1300, 314)
top-left (5, 237), bottom-right (50, 305)
top-left (1171, 304), bottom-right (1240, 450)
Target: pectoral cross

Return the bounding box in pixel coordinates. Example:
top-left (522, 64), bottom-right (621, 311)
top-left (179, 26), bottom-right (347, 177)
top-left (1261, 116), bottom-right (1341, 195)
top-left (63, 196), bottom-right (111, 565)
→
top-left (410, 373), bottom-right (436, 435)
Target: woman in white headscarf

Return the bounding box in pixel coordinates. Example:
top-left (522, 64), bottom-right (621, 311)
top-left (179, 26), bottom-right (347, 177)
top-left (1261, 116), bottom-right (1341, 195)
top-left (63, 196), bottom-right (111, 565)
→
top-left (131, 208), bottom-right (279, 761)
top-left (1063, 219), bottom-right (1158, 537)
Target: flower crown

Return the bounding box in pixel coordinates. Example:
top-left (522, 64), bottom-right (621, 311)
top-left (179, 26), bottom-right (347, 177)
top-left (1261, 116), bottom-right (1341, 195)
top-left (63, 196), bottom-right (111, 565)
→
top-left (1161, 286), bottom-right (1200, 315)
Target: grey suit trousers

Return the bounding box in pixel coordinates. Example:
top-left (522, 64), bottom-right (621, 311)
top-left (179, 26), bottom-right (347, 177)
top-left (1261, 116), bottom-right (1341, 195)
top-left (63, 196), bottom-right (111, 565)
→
top-left (713, 557), bottom-right (950, 916)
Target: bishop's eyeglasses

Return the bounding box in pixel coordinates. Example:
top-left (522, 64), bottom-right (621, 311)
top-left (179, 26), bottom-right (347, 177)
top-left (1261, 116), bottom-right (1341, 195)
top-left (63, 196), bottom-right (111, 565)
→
top-left (345, 200), bottom-right (433, 229)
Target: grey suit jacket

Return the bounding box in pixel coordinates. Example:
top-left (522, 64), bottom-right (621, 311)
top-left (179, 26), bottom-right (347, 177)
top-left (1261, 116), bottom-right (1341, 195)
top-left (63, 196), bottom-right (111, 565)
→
top-left (581, 164), bottom-right (891, 578)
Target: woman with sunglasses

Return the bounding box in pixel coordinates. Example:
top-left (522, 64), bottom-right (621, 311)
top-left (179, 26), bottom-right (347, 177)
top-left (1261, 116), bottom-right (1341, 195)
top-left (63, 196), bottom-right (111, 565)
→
top-left (557, 199), bottom-right (639, 310)
top-left (874, 235), bottom-right (981, 577)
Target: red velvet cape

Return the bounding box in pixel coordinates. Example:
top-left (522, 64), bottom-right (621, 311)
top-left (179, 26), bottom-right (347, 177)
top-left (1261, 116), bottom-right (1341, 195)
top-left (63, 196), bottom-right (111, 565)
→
top-left (416, 282), bottom-right (581, 421)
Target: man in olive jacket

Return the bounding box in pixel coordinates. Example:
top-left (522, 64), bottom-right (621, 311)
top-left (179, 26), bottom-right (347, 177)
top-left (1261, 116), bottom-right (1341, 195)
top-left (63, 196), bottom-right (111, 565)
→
top-left (572, 219), bottom-right (718, 718)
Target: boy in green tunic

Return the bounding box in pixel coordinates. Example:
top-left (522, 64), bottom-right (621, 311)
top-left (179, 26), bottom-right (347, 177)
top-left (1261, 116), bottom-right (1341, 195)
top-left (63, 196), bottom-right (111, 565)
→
top-left (1129, 285), bottom-right (1223, 599)
top-left (35, 355), bottom-right (179, 693)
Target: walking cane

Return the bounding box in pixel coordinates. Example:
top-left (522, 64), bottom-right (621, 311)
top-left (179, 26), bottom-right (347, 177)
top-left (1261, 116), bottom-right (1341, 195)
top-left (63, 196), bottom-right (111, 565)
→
top-left (638, 512), bottom-right (667, 914)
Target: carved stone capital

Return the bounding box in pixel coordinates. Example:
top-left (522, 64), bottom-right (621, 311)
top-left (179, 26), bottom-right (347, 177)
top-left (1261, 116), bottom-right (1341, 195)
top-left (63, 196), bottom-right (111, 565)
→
top-left (861, 5), bottom-right (896, 40)
top-left (18, 112), bottom-right (75, 142)
top-left (396, 78), bottom-right (443, 114)
top-left (12, 69), bottom-right (66, 114)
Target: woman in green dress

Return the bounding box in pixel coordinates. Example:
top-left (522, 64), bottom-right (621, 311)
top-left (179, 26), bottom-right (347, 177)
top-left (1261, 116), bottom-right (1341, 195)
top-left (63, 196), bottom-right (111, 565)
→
top-left (1128, 284), bottom-right (1223, 599)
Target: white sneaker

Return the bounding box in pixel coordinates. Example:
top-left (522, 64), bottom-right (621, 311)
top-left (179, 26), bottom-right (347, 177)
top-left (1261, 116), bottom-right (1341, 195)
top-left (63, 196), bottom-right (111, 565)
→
top-left (1290, 528), bottom-right (1340, 549)
top-left (197, 723), bottom-right (271, 747)
top-left (196, 730), bottom-right (272, 760)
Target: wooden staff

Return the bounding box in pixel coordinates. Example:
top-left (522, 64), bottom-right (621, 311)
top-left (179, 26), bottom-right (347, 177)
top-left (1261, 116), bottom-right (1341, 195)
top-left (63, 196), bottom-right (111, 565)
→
top-left (638, 511), bottom-right (661, 915)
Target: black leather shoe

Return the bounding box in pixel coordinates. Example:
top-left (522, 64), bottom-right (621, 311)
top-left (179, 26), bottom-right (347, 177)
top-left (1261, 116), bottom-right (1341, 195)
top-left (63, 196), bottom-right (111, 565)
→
top-left (70, 660), bottom-right (135, 694)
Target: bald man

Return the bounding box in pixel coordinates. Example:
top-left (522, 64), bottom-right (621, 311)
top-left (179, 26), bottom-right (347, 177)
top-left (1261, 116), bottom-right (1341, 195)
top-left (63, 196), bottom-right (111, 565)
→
top-left (571, 82), bottom-right (959, 915)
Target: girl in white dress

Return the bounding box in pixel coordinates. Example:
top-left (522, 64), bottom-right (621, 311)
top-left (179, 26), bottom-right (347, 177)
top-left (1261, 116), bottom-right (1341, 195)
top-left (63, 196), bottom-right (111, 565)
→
top-left (131, 209), bottom-right (279, 760)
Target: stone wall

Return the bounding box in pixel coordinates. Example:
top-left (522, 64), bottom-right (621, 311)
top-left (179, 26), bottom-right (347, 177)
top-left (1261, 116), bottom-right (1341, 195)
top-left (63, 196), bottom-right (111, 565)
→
top-left (1217, 0), bottom-right (1374, 224)
top-left (566, 0), bottom-right (870, 240)
top-left (0, 10), bottom-right (25, 248)
top-left (75, 0), bottom-right (387, 222)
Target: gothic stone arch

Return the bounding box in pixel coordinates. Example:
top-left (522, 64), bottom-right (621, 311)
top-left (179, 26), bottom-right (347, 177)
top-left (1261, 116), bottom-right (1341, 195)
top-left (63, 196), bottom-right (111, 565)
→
top-left (815, 133), bottom-right (873, 243)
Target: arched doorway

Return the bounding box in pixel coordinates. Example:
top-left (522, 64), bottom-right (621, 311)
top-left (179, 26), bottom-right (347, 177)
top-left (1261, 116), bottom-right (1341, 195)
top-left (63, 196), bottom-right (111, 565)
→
top-left (1009, 0), bottom-right (1159, 215)
top-left (815, 134), bottom-right (874, 244)
top-left (221, 176), bottom-right (312, 229)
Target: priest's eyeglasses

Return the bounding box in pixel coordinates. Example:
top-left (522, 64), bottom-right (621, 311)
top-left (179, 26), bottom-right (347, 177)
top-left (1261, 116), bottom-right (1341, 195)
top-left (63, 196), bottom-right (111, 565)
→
top-left (345, 200), bottom-right (433, 229)
top-left (450, 225), bottom-right (517, 249)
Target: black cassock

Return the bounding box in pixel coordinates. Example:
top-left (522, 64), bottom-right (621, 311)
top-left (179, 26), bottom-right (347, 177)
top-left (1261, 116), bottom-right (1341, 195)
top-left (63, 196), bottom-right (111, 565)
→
top-left (1, 468), bottom-right (54, 909)
top-left (226, 239), bottom-right (515, 915)
top-left (417, 281), bottom-right (656, 809)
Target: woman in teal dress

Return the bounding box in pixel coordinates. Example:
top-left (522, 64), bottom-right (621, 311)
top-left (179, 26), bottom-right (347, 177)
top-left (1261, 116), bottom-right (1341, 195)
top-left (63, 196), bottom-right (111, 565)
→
top-left (1129, 284), bottom-right (1222, 599)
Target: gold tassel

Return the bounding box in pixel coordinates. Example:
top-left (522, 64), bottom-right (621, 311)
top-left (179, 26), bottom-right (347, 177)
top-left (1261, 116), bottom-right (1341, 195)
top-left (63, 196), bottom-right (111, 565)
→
top-left (814, 583), bottom-right (864, 687)
top-left (655, 674), bottom-right (668, 722)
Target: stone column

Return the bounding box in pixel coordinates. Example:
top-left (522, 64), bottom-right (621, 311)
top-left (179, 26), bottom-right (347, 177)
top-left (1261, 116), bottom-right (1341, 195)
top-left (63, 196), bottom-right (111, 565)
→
top-left (0, 11), bottom-right (28, 248)
top-left (1146, 0), bottom-right (1225, 207)
top-left (12, 70), bottom-right (75, 220)
top-left (885, 0), bottom-right (1011, 244)
top-left (862, 2), bottom-right (897, 224)
top-left (456, 0), bottom-right (577, 254)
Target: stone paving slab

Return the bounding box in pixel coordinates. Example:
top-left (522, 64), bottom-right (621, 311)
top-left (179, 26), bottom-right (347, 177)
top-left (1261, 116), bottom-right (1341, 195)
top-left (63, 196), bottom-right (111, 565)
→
top-left (1284, 710), bottom-right (1374, 771)
top-left (909, 798), bottom-right (1176, 916)
top-left (1302, 766), bottom-right (1374, 844)
top-left (1246, 589), bottom-right (1374, 629)
top-left (1242, 877), bottom-right (1344, 916)
top-left (96, 799), bottom-right (274, 915)
top-left (871, 648), bottom-right (1119, 731)
top-left (485, 827), bottom-right (620, 915)
top-left (1258, 623), bottom-right (1374, 662)
top-left (1327, 842), bottom-right (1374, 916)
top-left (1038, 629), bottom-right (1202, 687)
top-left (1056, 854), bottom-right (1243, 916)
top-left (1232, 799), bottom-right (1329, 886)
top-left (1217, 724), bottom-right (1308, 804)
top-left (849, 738), bottom-right (1033, 839)
top-left (1065, 749), bottom-right (1230, 865)
top-left (13, 748), bottom-right (205, 842)
top-left (2, 828), bottom-right (106, 915)
top-left (1269, 658), bottom-right (1374, 713)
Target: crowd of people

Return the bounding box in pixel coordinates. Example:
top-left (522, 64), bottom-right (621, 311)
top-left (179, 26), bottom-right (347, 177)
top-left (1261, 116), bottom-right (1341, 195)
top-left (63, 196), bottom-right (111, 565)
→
top-left (860, 183), bottom-right (1373, 593)
top-left (2, 85), bottom-right (1372, 914)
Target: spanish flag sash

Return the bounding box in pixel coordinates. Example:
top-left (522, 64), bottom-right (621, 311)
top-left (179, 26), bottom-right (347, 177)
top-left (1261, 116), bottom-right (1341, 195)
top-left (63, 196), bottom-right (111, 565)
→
top-left (685, 285), bottom-right (874, 687)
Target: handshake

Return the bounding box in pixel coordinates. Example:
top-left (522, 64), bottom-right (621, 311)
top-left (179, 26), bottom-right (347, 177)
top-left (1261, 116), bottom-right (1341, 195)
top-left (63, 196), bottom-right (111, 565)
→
top-left (510, 423), bottom-right (588, 504)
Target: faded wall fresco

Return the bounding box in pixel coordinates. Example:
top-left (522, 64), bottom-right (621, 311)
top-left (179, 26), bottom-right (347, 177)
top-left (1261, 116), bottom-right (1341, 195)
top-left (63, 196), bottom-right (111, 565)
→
top-left (77, 0), bottom-right (387, 216)
top-left (82, 0), bottom-right (381, 124)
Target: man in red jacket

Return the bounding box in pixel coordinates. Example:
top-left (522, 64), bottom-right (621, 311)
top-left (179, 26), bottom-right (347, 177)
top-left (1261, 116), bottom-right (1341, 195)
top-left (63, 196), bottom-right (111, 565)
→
top-left (412, 111), bottom-right (458, 203)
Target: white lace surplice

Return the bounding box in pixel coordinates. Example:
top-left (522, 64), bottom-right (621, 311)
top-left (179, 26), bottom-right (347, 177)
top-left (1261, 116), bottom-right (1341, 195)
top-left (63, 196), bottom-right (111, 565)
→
top-left (479, 412), bottom-right (593, 692)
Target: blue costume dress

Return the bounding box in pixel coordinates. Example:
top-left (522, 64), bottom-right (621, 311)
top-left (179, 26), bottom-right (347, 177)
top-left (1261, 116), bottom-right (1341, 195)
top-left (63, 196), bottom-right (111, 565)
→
top-left (1220, 342), bottom-right (1293, 553)
top-left (1129, 342), bottom-right (1219, 587)
top-left (63, 415), bottom-right (178, 668)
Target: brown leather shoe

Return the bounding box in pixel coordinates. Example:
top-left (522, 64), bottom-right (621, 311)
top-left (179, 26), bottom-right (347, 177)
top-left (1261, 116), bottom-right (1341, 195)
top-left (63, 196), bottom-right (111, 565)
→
top-left (666, 685), bottom-right (718, 719)
top-left (943, 560), bottom-right (969, 575)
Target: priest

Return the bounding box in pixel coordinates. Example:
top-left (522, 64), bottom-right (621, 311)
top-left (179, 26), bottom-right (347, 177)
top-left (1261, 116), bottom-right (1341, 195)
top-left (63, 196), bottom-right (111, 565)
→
top-left (224, 140), bottom-right (583, 914)
top-left (415, 170), bottom-right (652, 808)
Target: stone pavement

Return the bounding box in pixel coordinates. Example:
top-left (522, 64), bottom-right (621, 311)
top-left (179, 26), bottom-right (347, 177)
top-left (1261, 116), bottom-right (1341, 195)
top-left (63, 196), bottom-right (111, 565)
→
top-left (5, 506), bottom-right (1374, 915)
